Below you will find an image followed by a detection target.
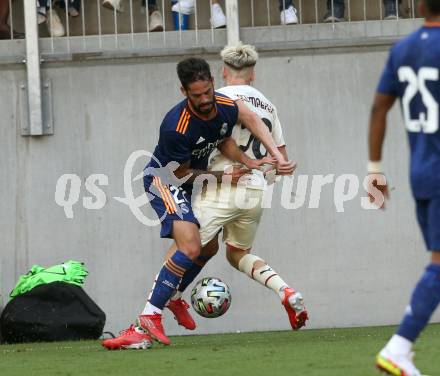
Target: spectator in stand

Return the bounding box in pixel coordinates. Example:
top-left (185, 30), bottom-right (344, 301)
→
top-left (205, 0), bottom-right (299, 27)
top-left (157, 0), bottom-right (299, 31)
top-left (101, 0), bottom-right (221, 31)
top-left (102, 0), bottom-right (164, 32)
top-left (37, 0), bottom-right (65, 37)
top-left (58, 0), bottom-right (81, 18)
top-left (0, 0), bottom-right (24, 39)
top-left (100, 0), bottom-right (298, 32)
top-left (171, 0), bottom-right (227, 29)
top-left (324, 0), bottom-right (403, 22)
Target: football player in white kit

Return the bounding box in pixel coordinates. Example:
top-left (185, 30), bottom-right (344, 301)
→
top-left (166, 42), bottom-right (308, 331)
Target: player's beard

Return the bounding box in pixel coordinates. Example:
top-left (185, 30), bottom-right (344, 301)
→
top-left (190, 98), bottom-right (214, 115)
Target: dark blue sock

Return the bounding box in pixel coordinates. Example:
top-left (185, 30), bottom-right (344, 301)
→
top-left (149, 250), bottom-right (193, 310)
top-left (178, 255), bottom-right (213, 293)
top-left (397, 264), bottom-right (440, 342)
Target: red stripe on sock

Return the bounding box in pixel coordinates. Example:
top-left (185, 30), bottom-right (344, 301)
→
top-left (264, 274), bottom-right (278, 286)
top-left (251, 267), bottom-right (256, 279)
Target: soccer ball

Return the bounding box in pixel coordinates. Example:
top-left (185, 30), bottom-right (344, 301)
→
top-left (190, 277), bottom-right (231, 318)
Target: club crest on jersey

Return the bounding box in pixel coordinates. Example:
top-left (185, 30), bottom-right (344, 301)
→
top-left (220, 123), bottom-right (228, 136)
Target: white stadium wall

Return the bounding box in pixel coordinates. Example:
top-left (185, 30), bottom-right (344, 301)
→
top-left (1, 27), bottom-right (439, 335)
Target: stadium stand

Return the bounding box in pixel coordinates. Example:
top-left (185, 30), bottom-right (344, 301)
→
top-left (1, 0), bottom-right (420, 40)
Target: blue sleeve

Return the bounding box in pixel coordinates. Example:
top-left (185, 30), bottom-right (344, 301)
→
top-left (377, 50), bottom-right (399, 96)
top-left (230, 102), bottom-right (239, 129)
top-left (224, 102), bottom-right (238, 136)
top-left (159, 131), bottom-right (191, 164)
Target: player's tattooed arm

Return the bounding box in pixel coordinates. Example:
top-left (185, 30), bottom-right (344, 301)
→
top-left (172, 160), bottom-right (250, 185)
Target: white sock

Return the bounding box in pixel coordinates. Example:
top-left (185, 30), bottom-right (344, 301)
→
top-left (253, 264), bottom-right (288, 296)
top-left (385, 334), bottom-right (413, 355)
top-left (142, 302), bottom-right (162, 316)
top-left (142, 274), bottom-right (163, 315)
top-left (238, 254), bottom-right (288, 300)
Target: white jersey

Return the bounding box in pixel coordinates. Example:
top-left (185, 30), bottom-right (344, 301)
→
top-left (208, 85), bottom-right (286, 172)
top-left (193, 85), bottom-right (286, 248)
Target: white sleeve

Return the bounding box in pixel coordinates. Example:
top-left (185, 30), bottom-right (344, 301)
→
top-left (272, 108), bottom-right (286, 147)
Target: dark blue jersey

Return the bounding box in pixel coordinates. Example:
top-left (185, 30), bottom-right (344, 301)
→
top-left (146, 92), bottom-right (238, 174)
top-left (377, 23), bottom-right (440, 198)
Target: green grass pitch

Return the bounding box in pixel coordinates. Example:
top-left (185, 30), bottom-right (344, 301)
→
top-left (1, 324), bottom-right (439, 376)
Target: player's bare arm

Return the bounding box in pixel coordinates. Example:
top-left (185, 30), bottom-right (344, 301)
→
top-left (235, 100), bottom-right (295, 174)
top-left (256, 146), bottom-right (296, 176)
top-left (276, 146), bottom-right (296, 175)
top-left (172, 160), bottom-right (249, 185)
top-left (369, 93), bottom-right (396, 162)
top-left (218, 137), bottom-right (291, 173)
top-left (367, 93), bottom-right (396, 206)
top-left (217, 137), bottom-right (268, 170)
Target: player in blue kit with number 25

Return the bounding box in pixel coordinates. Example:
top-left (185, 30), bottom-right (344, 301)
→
top-left (367, 0), bottom-right (440, 375)
top-left (102, 57), bottom-right (295, 350)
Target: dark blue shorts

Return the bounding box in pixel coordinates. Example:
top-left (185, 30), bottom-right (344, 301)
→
top-left (416, 198), bottom-right (440, 251)
top-left (144, 175), bottom-right (199, 239)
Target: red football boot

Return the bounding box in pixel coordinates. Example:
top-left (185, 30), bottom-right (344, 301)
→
top-left (166, 298), bottom-right (196, 330)
top-left (282, 287), bottom-right (309, 331)
top-left (137, 314), bottom-right (171, 345)
top-left (102, 325), bottom-right (153, 350)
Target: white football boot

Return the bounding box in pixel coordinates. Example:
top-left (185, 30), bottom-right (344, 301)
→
top-left (376, 347), bottom-right (422, 376)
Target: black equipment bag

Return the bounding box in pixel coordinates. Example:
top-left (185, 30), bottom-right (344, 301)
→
top-left (0, 281), bottom-right (106, 343)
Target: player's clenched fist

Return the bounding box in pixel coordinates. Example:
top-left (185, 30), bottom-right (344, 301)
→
top-left (276, 160), bottom-right (297, 175)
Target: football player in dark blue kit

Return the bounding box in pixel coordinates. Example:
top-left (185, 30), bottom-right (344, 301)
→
top-left (367, 1), bottom-right (440, 374)
top-left (102, 57), bottom-right (295, 350)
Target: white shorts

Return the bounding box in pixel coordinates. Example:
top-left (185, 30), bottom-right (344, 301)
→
top-left (192, 184), bottom-right (264, 250)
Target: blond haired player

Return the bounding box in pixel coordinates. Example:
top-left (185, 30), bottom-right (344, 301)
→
top-left (166, 42), bottom-right (309, 331)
